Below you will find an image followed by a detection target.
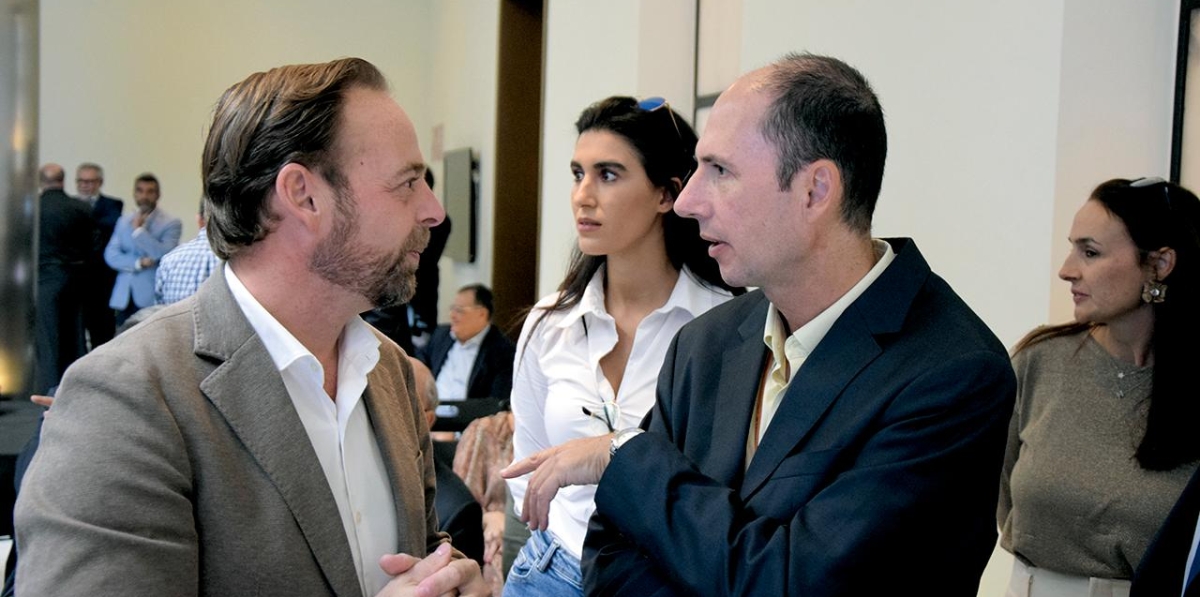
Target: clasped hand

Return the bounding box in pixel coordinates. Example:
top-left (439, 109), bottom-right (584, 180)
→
top-left (375, 542), bottom-right (487, 597)
top-left (499, 434), bottom-right (612, 531)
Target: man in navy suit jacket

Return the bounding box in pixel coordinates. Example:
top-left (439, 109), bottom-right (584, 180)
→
top-left (418, 284), bottom-right (515, 402)
top-left (103, 173), bottom-right (181, 325)
top-left (503, 53), bottom-right (1015, 596)
top-left (74, 162), bottom-right (124, 348)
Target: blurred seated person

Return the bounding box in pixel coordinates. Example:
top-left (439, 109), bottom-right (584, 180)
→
top-left (419, 284), bottom-right (515, 402)
top-left (453, 411), bottom-right (518, 594)
top-left (411, 356), bottom-right (485, 566)
top-left (155, 199), bottom-right (221, 305)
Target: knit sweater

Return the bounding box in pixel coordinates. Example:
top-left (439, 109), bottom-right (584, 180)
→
top-left (998, 329), bottom-right (1196, 579)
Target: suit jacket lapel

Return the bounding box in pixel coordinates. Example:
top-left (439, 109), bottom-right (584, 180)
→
top-left (194, 267), bottom-right (362, 597)
top-left (465, 328), bottom-right (495, 397)
top-left (361, 357), bottom-right (424, 554)
top-left (707, 297), bottom-right (770, 487)
top-left (740, 313), bottom-right (880, 500)
top-left (739, 239), bottom-right (928, 501)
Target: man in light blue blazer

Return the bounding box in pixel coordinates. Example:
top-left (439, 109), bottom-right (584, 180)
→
top-left (104, 172), bottom-right (181, 325)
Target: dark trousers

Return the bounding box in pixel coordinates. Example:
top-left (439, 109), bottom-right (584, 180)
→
top-left (34, 267), bottom-right (85, 395)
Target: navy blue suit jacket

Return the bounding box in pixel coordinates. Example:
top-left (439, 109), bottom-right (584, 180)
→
top-left (582, 238), bottom-right (1015, 596)
top-left (1133, 465), bottom-right (1200, 597)
top-left (419, 325), bottom-right (515, 401)
top-left (85, 195), bottom-right (124, 282)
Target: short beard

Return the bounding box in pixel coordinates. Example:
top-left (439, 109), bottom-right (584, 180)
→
top-left (309, 188), bottom-right (430, 308)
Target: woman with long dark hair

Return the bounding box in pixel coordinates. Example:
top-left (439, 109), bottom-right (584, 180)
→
top-left (999, 178), bottom-right (1200, 596)
top-left (502, 96), bottom-right (740, 596)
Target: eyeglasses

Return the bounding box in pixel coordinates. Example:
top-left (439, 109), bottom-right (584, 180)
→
top-left (448, 304), bottom-right (481, 315)
top-left (76, 178), bottom-right (100, 184)
top-left (581, 401), bottom-right (621, 433)
top-left (637, 96), bottom-right (692, 189)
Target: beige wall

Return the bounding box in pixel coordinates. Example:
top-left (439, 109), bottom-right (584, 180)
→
top-left (424, 0), bottom-right (500, 319)
top-left (40, 0), bottom-right (433, 242)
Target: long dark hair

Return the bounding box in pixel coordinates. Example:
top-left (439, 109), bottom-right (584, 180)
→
top-left (522, 96), bottom-right (741, 338)
top-left (1015, 178), bottom-right (1200, 470)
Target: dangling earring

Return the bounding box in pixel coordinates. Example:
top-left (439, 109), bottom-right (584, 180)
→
top-left (1142, 280), bottom-right (1168, 304)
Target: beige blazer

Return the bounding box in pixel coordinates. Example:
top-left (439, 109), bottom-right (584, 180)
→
top-left (15, 265), bottom-right (447, 596)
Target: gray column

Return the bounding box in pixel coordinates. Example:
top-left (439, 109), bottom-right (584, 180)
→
top-left (0, 0), bottom-right (38, 400)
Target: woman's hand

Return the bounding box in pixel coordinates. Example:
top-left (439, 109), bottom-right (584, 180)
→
top-left (500, 434), bottom-right (612, 531)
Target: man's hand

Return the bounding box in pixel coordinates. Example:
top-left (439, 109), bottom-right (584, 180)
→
top-left (376, 543), bottom-right (487, 597)
top-left (500, 434), bottom-right (611, 531)
top-left (132, 211), bottom-right (149, 229)
top-left (138, 257), bottom-right (155, 269)
top-left (31, 394), bottom-right (54, 408)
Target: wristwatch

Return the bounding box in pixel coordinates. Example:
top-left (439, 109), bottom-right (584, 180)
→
top-left (610, 428), bottom-right (644, 458)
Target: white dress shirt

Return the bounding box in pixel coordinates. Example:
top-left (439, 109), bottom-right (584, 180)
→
top-left (750, 240), bottom-right (895, 463)
top-left (507, 265), bottom-right (734, 560)
top-left (435, 324), bottom-right (490, 402)
top-left (226, 268), bottom-right (397, 597)
top-left (1185, 512), bottom-right (1200, 595)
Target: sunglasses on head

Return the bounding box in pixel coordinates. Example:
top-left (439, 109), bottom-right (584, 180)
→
top-left (636, 96), bottom-right (692, 189)
top-left (1130, 176), bottom-right (1173, 210)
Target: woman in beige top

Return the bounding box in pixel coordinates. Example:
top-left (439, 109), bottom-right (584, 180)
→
top-left (1000, 178), bottom-right (1200, 596)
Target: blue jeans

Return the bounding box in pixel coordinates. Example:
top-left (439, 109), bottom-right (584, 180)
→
top-left (502, 529), bottom-right (583, 597)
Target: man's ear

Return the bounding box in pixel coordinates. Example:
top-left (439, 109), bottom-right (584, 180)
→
top-left (799, 159), bottom-right (842, 217)
top-left (274, 163), bottom-right (320, 231)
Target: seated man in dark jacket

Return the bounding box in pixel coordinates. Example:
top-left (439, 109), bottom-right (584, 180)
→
top-left (418, 284), bottom-right (515, 401)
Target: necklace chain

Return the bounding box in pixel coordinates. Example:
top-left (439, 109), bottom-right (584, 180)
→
top-left (1102, 355), bottom-right (1152, 399)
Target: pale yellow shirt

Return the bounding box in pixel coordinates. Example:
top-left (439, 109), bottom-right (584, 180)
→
top-left (749, 240), bottom-right (896, 465)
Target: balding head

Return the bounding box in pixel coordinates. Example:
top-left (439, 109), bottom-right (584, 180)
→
top-left (39, 163), bottom-right (65, 190)
top-left (408, 356), bottom-right (439, 428)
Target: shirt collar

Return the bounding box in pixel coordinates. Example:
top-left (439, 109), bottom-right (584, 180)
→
top-left (553, 264), bottom-right (730, 329)
top-left (764, 239), bottom-right (896, 363)
top-left (453, 324), bottom-right (491, 348)
top-left (224, 266), bottom-right (380, 374)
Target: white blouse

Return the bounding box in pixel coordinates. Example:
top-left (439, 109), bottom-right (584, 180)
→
top-left (507, 265), bottom-right (734, 560)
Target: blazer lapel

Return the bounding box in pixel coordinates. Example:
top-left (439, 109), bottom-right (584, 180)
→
top-left (361, 355), bottom-right (426, 555)
top-left (466, 335), bottom-right (487, 397)
top-left (739, 239), bottom-right (927, 501)
top-left (740, 312), bottom-right (880, 500)
top-left (193, 267), bottom-right (362, 597)
top-left (706, 298), bottom-right (770, 487)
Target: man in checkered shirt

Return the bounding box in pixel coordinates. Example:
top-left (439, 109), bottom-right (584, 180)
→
top-left (155, 200), bottom-right (221, 305)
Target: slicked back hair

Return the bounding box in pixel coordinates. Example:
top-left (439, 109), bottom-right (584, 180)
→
top-left (201, 57), bottom-right (387, 260)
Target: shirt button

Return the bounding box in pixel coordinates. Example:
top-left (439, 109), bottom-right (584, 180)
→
top-left (354, 510), bottom-right (362, 524)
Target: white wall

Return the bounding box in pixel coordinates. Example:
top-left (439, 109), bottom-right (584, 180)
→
top-left (40, 0), bottom-right (433, 242)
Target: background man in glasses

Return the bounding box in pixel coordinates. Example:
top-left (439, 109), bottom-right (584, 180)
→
top-left (418, 283), bottom-right (515, 402)
top-left (504, 52), bottom-right (1015, 595)
top-left (74, 162), bottom-right (124, 348)
top-left (16, 57), bottom-right (485, 597)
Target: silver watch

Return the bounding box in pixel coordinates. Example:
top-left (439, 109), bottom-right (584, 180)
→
top-left (610, 428), bottom-right (644, 458)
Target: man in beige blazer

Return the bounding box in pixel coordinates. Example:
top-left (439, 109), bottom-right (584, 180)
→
top-left (14, 58), bottom-right (485, 597)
